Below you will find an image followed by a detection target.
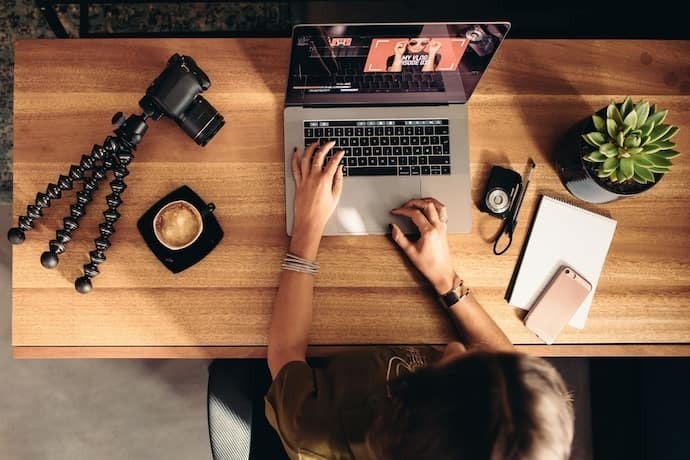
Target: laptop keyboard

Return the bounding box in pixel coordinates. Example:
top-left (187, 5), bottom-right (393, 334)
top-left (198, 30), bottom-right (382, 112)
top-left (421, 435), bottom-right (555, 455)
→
top-left (304, 119), bottom-right (451, 177)
top-left (295, 72), bottom-right (446, 93)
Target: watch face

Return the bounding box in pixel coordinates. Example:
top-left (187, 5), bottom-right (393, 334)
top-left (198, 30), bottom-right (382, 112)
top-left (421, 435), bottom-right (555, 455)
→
top-left (440, 290), bottom-right (461, 308)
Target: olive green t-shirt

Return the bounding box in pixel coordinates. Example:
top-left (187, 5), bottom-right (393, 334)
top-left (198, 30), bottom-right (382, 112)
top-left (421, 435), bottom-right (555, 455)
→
top-left (264, 346), bottom-right (442, 459)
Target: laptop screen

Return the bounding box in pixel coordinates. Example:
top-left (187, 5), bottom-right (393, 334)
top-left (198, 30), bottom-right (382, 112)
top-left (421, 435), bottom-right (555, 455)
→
top-left (285, 22), bottom-right (510, 107)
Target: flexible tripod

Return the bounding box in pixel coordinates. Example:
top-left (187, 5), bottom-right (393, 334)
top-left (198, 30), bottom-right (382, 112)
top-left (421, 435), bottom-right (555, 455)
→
top-left (8, 113), bottom-right (147, 293)
top-left (7, 53), bottom-right (224, 293)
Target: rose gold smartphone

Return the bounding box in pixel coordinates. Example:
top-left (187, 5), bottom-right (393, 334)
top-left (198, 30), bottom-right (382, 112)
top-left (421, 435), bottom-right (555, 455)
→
top-left (524, 266), bottom-right (592, 345)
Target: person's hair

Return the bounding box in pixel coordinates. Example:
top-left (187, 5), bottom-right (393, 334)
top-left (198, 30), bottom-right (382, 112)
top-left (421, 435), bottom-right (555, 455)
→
top-left (366, 351), bottom-right (574, 460)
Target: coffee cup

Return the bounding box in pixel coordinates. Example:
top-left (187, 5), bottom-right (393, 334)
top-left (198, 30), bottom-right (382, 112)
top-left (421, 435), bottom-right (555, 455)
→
top-left (153, 200), bottom-right (215, 250)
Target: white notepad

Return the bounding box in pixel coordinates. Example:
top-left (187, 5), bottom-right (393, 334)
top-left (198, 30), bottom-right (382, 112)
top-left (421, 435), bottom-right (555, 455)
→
top-left (507, 195), bottom-right (617, 329)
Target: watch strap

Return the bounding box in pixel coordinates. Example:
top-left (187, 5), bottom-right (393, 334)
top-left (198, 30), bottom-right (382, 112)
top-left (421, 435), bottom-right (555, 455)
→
top-left (438, 279), bottom-right (470, 309)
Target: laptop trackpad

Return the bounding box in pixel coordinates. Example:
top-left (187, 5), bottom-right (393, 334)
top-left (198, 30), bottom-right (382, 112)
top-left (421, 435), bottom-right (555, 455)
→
top-left (336, 177), bottom-right (421, 234)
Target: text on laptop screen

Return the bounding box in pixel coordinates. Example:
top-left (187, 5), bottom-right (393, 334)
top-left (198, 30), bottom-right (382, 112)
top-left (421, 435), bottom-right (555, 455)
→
top-left (286, 23), bottom-right (510, 106)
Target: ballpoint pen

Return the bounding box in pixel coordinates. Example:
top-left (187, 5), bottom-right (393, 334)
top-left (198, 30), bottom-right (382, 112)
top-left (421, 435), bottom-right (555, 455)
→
top-left (493, 159), bottom-right (536, 255)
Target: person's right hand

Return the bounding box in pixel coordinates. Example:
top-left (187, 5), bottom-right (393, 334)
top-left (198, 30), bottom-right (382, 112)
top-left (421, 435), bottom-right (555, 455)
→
top-left (289, 141), bottom-right (344, 259)
top-left (390, 198), bottom-right (458, 295)
top-left (394, 41), bottom-right (407, 57)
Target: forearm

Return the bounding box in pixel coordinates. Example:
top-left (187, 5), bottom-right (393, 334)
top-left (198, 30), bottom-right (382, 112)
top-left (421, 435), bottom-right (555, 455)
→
top-left (434, 273), bottom-right (514, 352)
top-left (446, 293), bottom-right (514, 352)
top-left (267, 231), bottom-right (321, 378)
top-left (388, 57), bottom-right (403, 71)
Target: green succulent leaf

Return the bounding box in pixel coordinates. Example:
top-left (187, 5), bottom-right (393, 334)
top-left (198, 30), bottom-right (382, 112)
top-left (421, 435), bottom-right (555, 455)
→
top-left (592, 114), bottom-right (605, 132)
top-left (646, 154), bottom-right (673, 167)
top-left (623, 109), bottom-right (638, 131)
top-left (659, 126), bottom-right (679, 142)
top-left (620, 96), bottom-right (633, 117)
top-left (606, 118), bottom-right (618, 138)
top-left (616, 170), bottom-right (628, 182)
top-left (585, 152), bottom-right (607, 162)
top-left (619, 157), bottom-right (634, 179)
top-left (617, 131), bottom-right (625, 146)
top-left (633, 101), bottom-right (650, 128)
top-left (635, 166), bottom-right (655, 183)
top-left (622, 125), bottom-right (633, 136)
top-left (642, 143), bottom-right (663, 154)
top-left (602, 157), bottom-right (619, 172)
top-left (655, 140), bottom-right (675, 149)
top-left (640, 122), bottom-right (655, 137)
top-left (624, 135), bottom-right (641, 148)
top-left (632, 173), bottom-right (647, 184)
top-left (654, 149), bottom-right (681, 159)
top-left (648, 124), bottom-right (673, 143)
top-left (631, 155), bottom-right (654, 167)
top-left (582, 132), bottom-right (606, 147)
top-left (597, 167), bottom-right (615, 178)
top-left (646, 109), bottom-right (668, 126)
top-left (607, 103), bottom-right (624, 126)
top-left (627, 147), bottom-right (644, 155)
top-left (600, 143), bottom-right (619, 157)
top-left (648, 166), bottom-right (670, 174)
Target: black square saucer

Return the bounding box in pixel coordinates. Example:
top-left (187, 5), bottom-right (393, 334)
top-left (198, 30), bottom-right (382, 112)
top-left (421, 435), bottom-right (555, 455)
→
top-left (137, 185), bottom-right (223, 273)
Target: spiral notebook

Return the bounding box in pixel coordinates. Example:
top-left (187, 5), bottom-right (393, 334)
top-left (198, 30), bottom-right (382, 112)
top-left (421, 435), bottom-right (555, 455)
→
top-left (506, 195), bottom-right (617, 329)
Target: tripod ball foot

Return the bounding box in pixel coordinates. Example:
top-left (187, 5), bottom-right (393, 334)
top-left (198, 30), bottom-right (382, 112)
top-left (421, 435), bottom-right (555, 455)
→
top-left (75, 276), bottom-right (93, 294)
top-left (40, 251), bottom-right (59, 269)
top-left (7, 228), bottom-right (25, 244)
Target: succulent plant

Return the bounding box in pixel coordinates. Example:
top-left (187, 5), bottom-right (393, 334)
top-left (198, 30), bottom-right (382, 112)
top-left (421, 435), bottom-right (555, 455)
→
top-left (581, 97), bottom-right (680, 184)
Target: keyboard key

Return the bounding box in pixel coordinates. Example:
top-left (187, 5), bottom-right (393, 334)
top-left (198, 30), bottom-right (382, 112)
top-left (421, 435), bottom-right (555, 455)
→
top-left (441, 166), bottom-right (451, 175)
top-left (399, 166), bottom-right (411, 175)
top-left (347, 166), bottom-right (397, 176)
top-left (435, 126), bottom-right (449, 135)
top-left (429, 156), bottom-right (450, 165)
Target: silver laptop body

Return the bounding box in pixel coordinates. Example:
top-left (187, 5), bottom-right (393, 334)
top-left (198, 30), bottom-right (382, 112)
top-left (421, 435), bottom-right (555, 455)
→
top-left (283, 22), bottom-right (510, 235)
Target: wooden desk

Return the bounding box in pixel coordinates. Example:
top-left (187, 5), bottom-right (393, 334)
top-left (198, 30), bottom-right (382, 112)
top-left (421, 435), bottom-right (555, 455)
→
top-left (12, 39), bottom-right (690, 358)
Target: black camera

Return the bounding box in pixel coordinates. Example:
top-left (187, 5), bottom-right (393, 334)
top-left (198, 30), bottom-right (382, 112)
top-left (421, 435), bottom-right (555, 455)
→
top-left (479, 166), bottom-right (522, 219)
top-left (139, 53), bottom-right (224, 146)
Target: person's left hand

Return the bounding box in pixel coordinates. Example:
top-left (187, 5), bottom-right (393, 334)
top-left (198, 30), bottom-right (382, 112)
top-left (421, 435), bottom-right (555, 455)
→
top-left (291, 141), bottom-right (345, 239)
top-left (428, 40), bottom-right (442, 55)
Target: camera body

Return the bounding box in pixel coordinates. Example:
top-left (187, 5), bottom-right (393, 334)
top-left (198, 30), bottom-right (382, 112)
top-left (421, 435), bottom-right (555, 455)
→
top-left (479, 166), bottom-right (522, 219)
top-left (139, 53), bottom-right (224, 146)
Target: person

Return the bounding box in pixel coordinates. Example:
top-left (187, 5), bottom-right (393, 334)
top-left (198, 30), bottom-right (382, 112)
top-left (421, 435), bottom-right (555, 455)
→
top-left (266, 141), bottom-right (574, 459)
top-left (386, 38), bottom-right (442, 72)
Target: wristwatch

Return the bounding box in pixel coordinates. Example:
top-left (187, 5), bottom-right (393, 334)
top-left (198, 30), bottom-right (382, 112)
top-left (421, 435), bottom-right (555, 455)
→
top-left (438, 279), bottom-right (470, 309)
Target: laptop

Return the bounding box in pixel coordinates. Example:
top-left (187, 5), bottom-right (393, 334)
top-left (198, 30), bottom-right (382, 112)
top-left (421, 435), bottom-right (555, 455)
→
top-left (283, 22), bottom-right (510, 235)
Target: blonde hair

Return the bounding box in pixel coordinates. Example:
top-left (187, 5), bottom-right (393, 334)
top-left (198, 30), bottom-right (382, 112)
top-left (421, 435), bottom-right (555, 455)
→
top-left (367, 351), bottom-right (574, 460)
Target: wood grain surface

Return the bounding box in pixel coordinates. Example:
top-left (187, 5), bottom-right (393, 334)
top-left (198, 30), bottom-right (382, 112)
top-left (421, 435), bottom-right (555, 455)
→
top-left (11, 39), bottom-right (690, 357)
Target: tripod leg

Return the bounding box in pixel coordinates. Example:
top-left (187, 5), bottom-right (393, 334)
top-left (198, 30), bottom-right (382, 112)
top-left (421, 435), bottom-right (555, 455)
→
top-left (75, 144), bottom-right (133, 294)
top-left (7, 147), bottom-right (104, 245)
top-left (39, 145), bottom-right (112, 268)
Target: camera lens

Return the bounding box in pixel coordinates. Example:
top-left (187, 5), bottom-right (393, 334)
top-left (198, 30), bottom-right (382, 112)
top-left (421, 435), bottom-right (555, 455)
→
top-left (486, 188), bottom-right (510, 214)
top-left (178, 96), bottom-right (225, 146)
